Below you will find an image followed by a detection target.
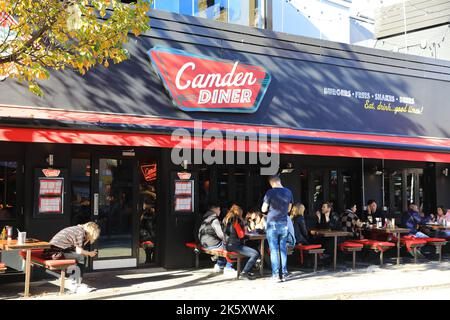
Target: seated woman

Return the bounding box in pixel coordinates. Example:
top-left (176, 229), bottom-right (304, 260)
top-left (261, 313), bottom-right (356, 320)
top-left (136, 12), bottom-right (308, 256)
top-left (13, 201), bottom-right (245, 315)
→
top-left (432, 206), bottom-right (450, 238)
top-left (223, 204), bottom-right (260, 280)
top-left (245, 208), bottom-right (266, 233)
top-left (290, 203), bottom-right (310, 245)
top-left (341, 204), bottom-right (364, 239)
top-left (402, 204), bottom-right (429, 238)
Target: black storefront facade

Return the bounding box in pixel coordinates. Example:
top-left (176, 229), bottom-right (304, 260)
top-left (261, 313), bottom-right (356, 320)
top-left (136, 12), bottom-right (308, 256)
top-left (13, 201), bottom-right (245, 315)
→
top-left (1, 10), bottom-right (450, 271)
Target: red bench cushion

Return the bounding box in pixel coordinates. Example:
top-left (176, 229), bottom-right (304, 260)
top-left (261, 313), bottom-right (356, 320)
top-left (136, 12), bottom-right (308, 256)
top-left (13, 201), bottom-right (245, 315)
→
top-left (185, 242), bottom-right (198, 249)
top-left (339, 242), bottom-right (363, 250)
top-left (141, 241), bottom-right (154, 247)
top-left (350, 239), bottom-right (395, 252)
top-left (295, 244), bottom-right (322, 251)
top-left (423, 238), bottom-right (447, 243)
top-left (19, 250), bottom-right (76, 270)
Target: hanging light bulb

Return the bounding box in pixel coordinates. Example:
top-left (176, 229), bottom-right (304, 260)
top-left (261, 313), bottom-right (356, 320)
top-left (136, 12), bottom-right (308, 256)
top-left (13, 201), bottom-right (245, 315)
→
top-left (67, 3), bottom-right (82, 31)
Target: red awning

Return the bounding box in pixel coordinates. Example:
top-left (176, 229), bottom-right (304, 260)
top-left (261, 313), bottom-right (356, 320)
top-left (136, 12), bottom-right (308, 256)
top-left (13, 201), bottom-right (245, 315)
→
top-left (0, 104), bottom-right (450, 163)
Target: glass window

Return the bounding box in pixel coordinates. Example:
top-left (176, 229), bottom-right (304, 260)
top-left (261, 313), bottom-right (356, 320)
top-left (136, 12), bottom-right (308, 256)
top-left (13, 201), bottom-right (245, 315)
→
top-left (194, 0), bottom-right (228, 23)
top-left (139, 160), bottom-right (157, 265)
top-left (342, 170), bottom-right (352, 210)
top-left (71, 159), bottom-right (91, 225)
top-left (229, 0), bottom-right (263, 28)
top-left (0, 162), bottom-right (17, 220)
top-left (329, 170), bottom-right (338, 211)
top-left (392, 171), bottom-right (403, 215)
top-left (312, 170), bottom-right (323, 213)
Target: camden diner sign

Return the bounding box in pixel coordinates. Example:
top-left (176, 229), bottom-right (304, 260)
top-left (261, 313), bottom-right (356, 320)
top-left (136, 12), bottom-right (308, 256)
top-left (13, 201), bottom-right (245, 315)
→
top-left (148, 47), bottom-right (271, 113)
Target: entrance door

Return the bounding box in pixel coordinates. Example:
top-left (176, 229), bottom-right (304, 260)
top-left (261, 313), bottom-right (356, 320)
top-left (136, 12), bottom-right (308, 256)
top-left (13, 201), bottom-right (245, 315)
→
top-left (387, 168), bottom-right (424, 215)
top-left (91, 157), bottom-right (137, 270)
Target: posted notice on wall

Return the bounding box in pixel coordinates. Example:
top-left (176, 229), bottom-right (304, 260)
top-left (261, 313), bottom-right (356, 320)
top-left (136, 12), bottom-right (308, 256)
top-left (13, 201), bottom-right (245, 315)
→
top-left (38, 177), bottom-right (64, 214)
top-left (174, 180), bottom-right (194, 212)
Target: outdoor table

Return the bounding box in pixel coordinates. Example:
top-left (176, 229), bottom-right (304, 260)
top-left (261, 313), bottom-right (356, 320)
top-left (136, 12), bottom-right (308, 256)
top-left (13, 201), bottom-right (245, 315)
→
top-left (369, 227), bottom-right (410, 265)
top-left (0, 239), bottom-right (51, 297)
top-left (310, 229), bottom-right (352, 271)
top-left (426, 224), bottom-right (450, 231)
top-left (245, 232), bottom-right (265, 276)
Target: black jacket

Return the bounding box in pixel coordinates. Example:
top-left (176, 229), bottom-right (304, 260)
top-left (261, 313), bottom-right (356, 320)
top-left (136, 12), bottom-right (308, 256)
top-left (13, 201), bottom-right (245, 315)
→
top-left (140, 209), bottom-right (156, 243)
top-left (292, 216), bottom-right (310, 245)
top-left (314, 211), bottom-right (341, 230)
top-left (224, 217), bottom-right (247, 247)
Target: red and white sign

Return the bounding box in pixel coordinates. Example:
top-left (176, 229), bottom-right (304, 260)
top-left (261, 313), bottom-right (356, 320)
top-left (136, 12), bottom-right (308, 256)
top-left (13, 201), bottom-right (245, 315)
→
top-left (141, 164), bottom-right (157, 181)
top-left (42, 169), bottom-right (61, 177)
top-left (148, 47), bottom-right (271, 113)
top-left (177, 172), bottom-right (191, 180)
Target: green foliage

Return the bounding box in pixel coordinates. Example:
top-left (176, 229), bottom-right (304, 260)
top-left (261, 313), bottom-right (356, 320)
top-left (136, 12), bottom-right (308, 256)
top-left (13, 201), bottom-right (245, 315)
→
top-left (0, 0), bottom-right (151, 96)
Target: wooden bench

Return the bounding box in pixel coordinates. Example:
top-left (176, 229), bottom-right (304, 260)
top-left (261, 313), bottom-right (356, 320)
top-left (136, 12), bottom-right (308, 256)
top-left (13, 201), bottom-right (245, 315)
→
top-left (19, 249), bottom-right (77, 295)
top-left (294, 244), bottom-right (325, 272)
top-left (421, 238), bottom-right (448, 262)
top-left (185, 242), bottom-right (245, 279)
top-left (349, 239), bottom-right (395, 266)
top-left (339, 242), bottom-right (364, 270)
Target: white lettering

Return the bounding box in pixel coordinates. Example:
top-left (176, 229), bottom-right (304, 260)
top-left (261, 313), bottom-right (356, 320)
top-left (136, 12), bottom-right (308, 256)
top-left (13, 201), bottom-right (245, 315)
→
top-left (175, 62), bottom-right (195, 90)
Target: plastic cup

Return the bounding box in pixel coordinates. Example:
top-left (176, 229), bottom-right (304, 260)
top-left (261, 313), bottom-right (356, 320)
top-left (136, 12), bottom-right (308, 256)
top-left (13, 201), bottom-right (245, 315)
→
top-left (17, 232), bottom-right (26, 245)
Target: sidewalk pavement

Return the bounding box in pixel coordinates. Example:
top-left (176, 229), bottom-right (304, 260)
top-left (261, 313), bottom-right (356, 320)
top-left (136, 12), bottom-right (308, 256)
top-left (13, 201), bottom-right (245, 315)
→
top-left (1, 258), bottom-right (450, 300)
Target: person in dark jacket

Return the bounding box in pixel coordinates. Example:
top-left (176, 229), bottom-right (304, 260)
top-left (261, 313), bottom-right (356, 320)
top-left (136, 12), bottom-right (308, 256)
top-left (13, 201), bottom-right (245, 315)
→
top-left (139, 198), bottom-right (157, 263)
top-left (313, 202), bottom-right (341, 230)
top-left (290, 203), bottom-right (310, 245)
top-left (223, 204), bottom-right (260, 280)
top-left (401, 203), bottom-right (430, 238)
top-left (198, 203), bottom-right (233, 272)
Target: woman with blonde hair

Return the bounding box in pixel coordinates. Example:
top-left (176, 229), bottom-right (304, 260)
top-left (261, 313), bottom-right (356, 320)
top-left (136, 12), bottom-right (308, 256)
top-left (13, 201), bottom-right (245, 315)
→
top-left (223, 204), bottom-right (260, 280)
top-left (290, 203), bottom-right (310, 245)
top-left (45, 221), bottom-right (101, 293)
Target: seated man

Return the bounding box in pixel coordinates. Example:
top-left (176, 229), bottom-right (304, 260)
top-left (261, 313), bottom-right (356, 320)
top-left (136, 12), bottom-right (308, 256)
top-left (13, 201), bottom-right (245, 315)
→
top-left (45, 221), bottom-right (100, 293)
top-left (402, 204), bottom-right (429, 238)
top-left (198, 202), bottom-right (234, 274)
top-left (314, 202), bottom-right (341, 230)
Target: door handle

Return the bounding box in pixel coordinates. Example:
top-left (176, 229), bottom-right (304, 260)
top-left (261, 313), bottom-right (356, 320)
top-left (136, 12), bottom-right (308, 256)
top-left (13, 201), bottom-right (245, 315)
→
top-left (93, 193), bottom-right (99, 216)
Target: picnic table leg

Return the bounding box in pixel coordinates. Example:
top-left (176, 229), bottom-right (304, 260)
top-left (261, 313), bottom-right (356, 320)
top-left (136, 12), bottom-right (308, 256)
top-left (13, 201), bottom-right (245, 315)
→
top-left (396, 232), bottom-right (401, 265)
top-left (60, 270), bottom-right (65, 295)
top-left (333, 236), bottom-right (337, 271)
top-left (259, 239), bottom-right (264, 277)
top-left (438, 245), bottom-right (442, 263)
top-left (24, 249), bottom-right (31, 298)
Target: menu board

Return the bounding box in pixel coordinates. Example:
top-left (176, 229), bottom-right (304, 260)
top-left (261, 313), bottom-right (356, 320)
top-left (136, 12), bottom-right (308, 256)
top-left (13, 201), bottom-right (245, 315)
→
top-left (173, 179), bottom-right (194, 213)
top-left (37, 177), bottom-right (64, 214)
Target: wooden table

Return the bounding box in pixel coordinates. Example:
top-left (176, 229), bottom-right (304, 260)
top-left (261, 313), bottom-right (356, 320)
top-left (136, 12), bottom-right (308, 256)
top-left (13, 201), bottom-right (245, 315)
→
top-left (310, 229), bottom-right (352, 271)
top-left (369, 227), bottom-right (410, 265)
top-left (426, 224), bottom-right (450, 231)
top-left (245, 233), bottom-right (265, 276)
top-left (0, 239), bottom-right (51, 297)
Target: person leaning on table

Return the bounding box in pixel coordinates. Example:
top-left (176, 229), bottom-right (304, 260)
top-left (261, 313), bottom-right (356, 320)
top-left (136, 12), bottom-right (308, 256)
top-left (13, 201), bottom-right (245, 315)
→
top-left (44, 222), bottom-right (100, 271)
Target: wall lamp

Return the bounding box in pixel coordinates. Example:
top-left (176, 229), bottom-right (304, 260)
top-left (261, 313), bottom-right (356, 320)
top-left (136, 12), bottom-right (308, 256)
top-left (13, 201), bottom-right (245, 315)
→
top-left (279, 162), bottom-right (294, 174)
top-left (443, 168), bottom-right (449, 177)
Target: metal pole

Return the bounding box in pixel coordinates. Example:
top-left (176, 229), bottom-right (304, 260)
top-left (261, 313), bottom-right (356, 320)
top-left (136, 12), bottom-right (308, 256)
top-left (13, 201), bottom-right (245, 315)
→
top-left (381, 159), bottom-right (385, 208)
top-left (362, 158), bottom-right (365, 210)
top-left (403, 0), bottom-right (408, 52)
top-left (281, 0), bottom-right (284, 32)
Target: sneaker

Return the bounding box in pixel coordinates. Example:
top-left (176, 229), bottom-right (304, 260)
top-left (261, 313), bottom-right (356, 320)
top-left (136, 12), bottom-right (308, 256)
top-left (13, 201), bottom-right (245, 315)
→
top-left (74, 283), bottom-right (95, 294)
top-left (239, 272), bottom-right (256, 280)
top-left (254, 259), bottom-right (261, 271)
top-left (223, 267), bottom-right (237, 278)
top-left (213, 264), bottom-right (223, 273)
top-left (281, 273), bottom-right (292, 282)
top-left (268, 275), bottom-right (280, 282)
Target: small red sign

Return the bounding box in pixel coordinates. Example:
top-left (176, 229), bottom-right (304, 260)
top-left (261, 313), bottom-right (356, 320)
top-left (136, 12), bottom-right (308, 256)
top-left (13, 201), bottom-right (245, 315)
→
top-left (42, 169), bottom-right (61, 177)
top-left (177, 172), bottom-right (191, 180)
top-left (148, 47), bottom-right (271, 113)
top-left (141, 164), bottom-right (157, 182)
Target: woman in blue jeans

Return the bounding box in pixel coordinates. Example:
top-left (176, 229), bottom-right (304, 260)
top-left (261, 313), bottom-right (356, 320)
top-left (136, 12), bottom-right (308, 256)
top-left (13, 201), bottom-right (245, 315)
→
top-left (223, 204), bottom-right (260, 280)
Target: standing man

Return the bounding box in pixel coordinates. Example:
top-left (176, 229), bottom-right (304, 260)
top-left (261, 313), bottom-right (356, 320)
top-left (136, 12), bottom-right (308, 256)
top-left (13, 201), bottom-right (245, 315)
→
top-left (261, 175), bottom-right (294, 282)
